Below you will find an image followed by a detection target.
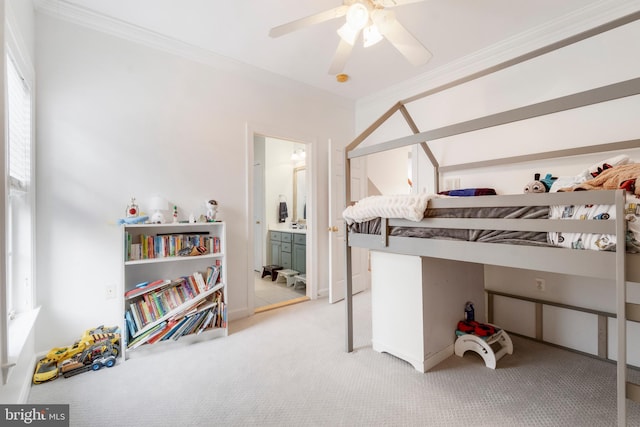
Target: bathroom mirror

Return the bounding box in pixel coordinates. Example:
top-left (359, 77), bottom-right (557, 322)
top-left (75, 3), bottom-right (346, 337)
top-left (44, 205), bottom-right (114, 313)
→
top-left (293, 166), bottom-right (306, 222)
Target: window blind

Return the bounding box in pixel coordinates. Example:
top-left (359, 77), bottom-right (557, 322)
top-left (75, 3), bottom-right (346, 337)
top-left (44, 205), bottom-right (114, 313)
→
top-left (7, 54), bottom-right (31, 192)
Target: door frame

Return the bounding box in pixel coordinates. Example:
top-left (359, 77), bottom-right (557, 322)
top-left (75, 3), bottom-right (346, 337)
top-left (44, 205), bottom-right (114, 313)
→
top-left (253, 136), bottom-right (265, 272)
top-left (328, 140), bottom-right (368, 303)
top-left (245, 123), bottom-right (317, 312)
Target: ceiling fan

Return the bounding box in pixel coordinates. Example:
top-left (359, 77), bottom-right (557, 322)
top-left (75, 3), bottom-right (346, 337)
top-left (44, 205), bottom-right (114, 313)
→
top-left (269, 0), bottom-right (432, 75)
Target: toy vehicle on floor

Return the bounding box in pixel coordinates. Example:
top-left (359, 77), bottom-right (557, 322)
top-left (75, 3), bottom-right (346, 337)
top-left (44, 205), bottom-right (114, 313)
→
top-left (59, 340), bottom-right (118, 378)
top-left (33, 325), bottom-right (121, 384)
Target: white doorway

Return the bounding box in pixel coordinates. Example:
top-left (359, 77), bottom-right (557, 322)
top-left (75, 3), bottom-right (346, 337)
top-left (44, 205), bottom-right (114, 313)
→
top-left (253, 136), bottom-right (265, 272)
top-left (249, 131), bottom-right (313, 312)
top-left (328, 140), bottom-right (368, 303)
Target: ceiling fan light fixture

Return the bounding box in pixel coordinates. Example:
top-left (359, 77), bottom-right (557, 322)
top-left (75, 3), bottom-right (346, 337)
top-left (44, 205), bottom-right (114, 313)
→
top-left (345, 3), bottom-right (369, 30)
top-left (363, 24), bottom-right (383, 48)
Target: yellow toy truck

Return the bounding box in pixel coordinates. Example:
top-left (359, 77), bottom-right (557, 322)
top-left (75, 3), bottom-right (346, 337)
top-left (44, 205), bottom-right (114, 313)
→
top-left (33, 325), bottom-right (121, 384)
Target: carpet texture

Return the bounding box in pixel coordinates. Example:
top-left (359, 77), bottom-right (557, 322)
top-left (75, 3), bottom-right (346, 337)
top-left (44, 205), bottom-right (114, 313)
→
top-left (28, 291), bottom-right (640, 426)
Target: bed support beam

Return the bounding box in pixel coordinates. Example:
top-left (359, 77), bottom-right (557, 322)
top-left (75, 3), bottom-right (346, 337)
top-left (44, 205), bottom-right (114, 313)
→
top-left (348, 77), bottom-right (640, 161)
top-left (380, 218), bottom-right (389, 247)
top-left (614, 189), bottom-right (627, 425)
top-left (399, 104), bottom-right (441, 192)
top-left (346, 102), bottom-right (403, 154)
top-left (346, 10), bottom-right (640, 162)
top-left (598, 315), bottom-right (608, 359)
top-left (440, 139), bottom-right (640, 174)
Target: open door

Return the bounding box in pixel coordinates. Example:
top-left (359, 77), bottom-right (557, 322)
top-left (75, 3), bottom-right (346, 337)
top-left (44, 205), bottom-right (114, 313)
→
top-left (253, 136), bottom-right (265, 272)
top-left (328, 140), bottom-right (367, 303)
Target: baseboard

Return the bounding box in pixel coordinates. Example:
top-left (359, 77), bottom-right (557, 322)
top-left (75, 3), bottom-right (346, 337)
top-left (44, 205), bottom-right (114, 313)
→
top-left (18, 353), bottom-right (38, 403)
top-left (423, 344), bottom-right (455, 371)
top-left (372, 340), bottom-right (455, 373)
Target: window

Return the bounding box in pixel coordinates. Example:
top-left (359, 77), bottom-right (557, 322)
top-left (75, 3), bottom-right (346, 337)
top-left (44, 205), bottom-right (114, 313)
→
top-left (6, 52), bottom-right (34, 320)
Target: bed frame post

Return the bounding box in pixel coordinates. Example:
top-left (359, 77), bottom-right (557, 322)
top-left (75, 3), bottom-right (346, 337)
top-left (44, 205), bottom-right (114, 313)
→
top-left (615, 189), bottom-right (627, 426)
top-left (345, 151), bottom-right (354, 353)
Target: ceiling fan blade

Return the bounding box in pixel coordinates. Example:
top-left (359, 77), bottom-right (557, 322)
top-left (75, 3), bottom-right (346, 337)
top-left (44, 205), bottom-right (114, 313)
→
top-left (373, 0), bottom-right (427, 7)
top-left (328, 39), bottom-right (354, 75)
top-left (373, 10), bottom-right (432, 66)
top-left (269, 5), bottom-right (349, 38)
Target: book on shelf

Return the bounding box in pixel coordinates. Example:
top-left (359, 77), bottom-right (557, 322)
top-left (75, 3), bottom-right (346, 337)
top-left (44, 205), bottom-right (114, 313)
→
top-left (124, 268), bottom-right (225, 346)
top-left (127, 321), bottom-right (167, 349)
top-left (205, 264), bottom-right (220, 289)
top-left (193, 271), bottom-right (206, 293)
top-left (125, 310), bottom-right (137, 340)
top-left (160, 317), bottom-right (190, 341)
top-left (125, 279), bottom-right (171, 299)
top-left (125, 231), bottom-right (217, 261)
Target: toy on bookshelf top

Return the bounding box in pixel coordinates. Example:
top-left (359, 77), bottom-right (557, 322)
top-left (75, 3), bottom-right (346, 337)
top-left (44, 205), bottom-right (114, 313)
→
top-left (206, 199), bottom-right (218, 222)
top-left (150, 195), bottom-right (169, 224)
top-left (126, 197), bottom-right (139, 217)
top-left (118, 216), bottom-right (149, 225)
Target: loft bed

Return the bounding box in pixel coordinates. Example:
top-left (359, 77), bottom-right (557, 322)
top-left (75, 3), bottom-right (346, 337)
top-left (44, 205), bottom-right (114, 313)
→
top-left (342, 10), bottom-right (640, 427)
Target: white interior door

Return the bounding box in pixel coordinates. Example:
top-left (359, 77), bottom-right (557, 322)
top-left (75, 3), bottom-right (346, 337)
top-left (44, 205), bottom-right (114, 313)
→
top-left (253, 136), bottom-right (265, 272)
top-left (328, 140), bottom-right (368, 303)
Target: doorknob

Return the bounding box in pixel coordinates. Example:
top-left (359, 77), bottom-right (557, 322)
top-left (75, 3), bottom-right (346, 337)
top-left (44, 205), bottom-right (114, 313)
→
top-left (327, 226), bottom-right (338, 232)
top-left (256, 221), bottom-right (261, 224)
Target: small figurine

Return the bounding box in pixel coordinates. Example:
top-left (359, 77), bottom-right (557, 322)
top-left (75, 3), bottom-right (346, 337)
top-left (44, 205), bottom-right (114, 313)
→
top-left (126, 197), bottom-right (139, 218)
top-left (206, 199), bottom-right (218, 222)
top-left (172, 205), bottom-right (178, 223)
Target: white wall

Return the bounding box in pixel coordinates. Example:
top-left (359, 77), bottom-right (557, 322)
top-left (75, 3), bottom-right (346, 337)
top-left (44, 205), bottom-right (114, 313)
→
top-left (34, 12), bottom-right (354, 352)
top-left (355, 12), bottom-right (640, 359)
top-left (367, 146), bottom-right (412, 195)
top-left (264, 137), bottom-right (304, 228)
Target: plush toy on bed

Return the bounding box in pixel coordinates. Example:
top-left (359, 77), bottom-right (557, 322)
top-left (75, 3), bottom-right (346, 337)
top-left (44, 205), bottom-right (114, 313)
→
top-left (524, 173), bottom-right (557, 193)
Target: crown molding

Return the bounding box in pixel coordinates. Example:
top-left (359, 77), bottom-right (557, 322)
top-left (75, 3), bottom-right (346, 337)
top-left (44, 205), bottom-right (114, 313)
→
top-left (34, 0), bottom-right (355, 109)
top-left (34, 0), bottom-right (246, 71)
top-left (357, 0), bottom-right (640, 109)
top-left (35, 0), bottom-right (639, 109)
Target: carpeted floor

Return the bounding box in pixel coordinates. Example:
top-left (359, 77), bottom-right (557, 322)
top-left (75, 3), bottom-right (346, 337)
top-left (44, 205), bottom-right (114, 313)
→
top-left (28, 290), bottom-right (640, 426)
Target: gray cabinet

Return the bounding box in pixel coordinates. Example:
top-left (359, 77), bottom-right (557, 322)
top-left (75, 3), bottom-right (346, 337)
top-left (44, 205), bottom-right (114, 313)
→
top-left (270, 231), bottom-right (305, 273)
top-left (280, 232), bottom-right (292, 269)
top-left (293, 233), bottom-right (306, 274)
top-left (270, 235), bottom-right (282, 266)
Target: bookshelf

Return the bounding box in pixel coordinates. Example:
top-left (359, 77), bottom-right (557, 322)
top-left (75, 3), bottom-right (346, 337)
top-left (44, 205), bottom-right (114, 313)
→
top-left (121, 222), bottom-right (227, 359)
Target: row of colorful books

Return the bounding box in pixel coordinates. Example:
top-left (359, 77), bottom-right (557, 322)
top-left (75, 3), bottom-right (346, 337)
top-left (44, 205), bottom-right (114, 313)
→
top-left (125, 265), bottom-right (221, 336)
top-left (126, 291), bottom-right (226, 349)
top-left (125, 231), bottom-right (221, 261)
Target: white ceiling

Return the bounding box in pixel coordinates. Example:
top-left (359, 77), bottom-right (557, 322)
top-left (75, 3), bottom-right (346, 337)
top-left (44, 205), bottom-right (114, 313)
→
top-left (45, 0), bottom-right (624, 100)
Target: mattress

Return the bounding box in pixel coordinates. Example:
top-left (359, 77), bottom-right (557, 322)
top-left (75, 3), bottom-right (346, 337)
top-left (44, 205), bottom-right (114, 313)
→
top-left (347, 195), bottom-right (640, 252)
top-left (548, 194), bottom-right (640, 252)
top-left (349, 205), bottom-right (552, 247)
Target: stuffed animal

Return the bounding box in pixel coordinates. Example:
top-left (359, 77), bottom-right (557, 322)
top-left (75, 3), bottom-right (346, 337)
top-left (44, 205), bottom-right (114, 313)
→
top-left (524, 173), bottom-right (557, 193)
top-left (560, 163), bottom-right (640, 196)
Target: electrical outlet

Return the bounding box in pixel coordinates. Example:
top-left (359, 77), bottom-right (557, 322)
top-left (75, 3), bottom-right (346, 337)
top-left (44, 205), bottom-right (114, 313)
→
top-left (105, 284), bottom-right (116, 299)
top-left (535, 278), bottom-right (546, 292)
